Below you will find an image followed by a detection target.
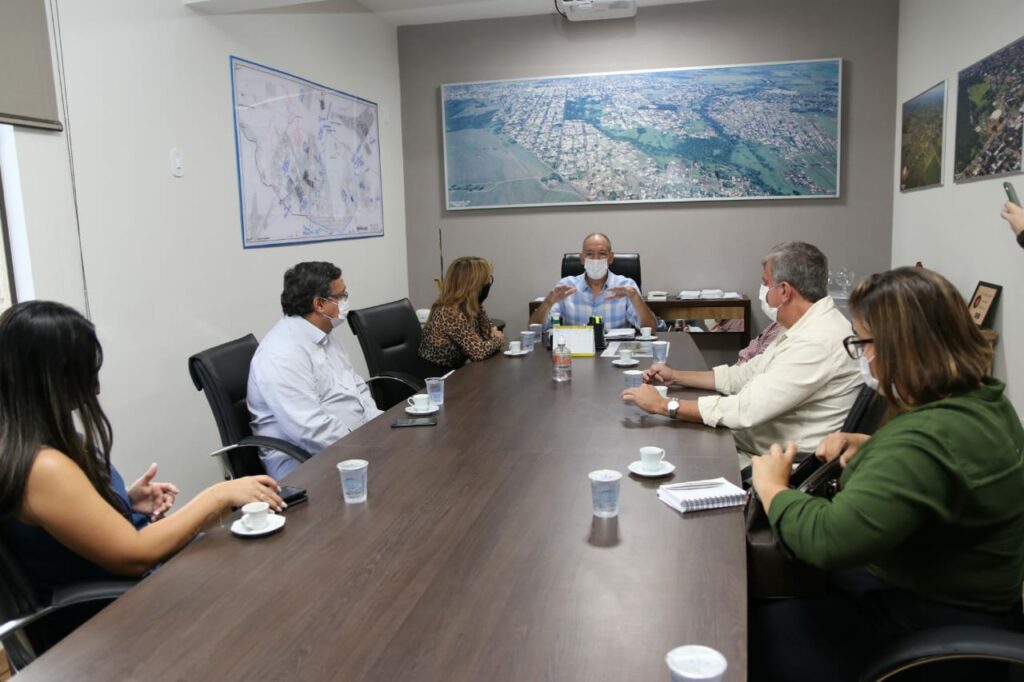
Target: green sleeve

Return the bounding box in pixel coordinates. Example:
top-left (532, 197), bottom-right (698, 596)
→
top-left (766, 441), bottom-right (954, 570)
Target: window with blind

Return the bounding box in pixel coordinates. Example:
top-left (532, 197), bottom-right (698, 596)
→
top-left (0, 0), bottom-right (61, 131)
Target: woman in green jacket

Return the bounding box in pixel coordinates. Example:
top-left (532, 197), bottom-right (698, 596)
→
top-left (750, 267), bottom-right (1024, 681)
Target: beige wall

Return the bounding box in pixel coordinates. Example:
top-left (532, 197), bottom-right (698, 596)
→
top-left (398, 0), bottom-right (898, 365)
top-left (893, 0), bottom-right (1024, 414)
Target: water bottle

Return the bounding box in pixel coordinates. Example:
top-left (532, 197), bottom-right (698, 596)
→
top-left (553, 336), bottom-right (572, 383)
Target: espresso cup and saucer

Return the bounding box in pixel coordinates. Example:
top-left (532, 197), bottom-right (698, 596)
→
top-left (628, 446), bottom-right (675, 478)
top-left (405, 394), bottom-right (439, 415)
top-left (636, 326), bottom-right (657, 341)
top-left (230, 501), bottom-right (286, 538)
top-left (612, 348), bottom-right (639, 367)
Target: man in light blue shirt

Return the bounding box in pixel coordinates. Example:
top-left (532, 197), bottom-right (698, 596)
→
top-left (528, 233), bottom-right (658, 331)
top-left (248, 262), bottom-right (382, 480)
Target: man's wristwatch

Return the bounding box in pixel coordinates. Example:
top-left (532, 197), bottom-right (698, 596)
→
top-left (667, 398), bottom-right (680, 419)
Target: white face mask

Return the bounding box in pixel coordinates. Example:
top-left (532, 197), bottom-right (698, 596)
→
top-left (322, 297), bottom-right (349, 329)
top-left (759, 284), bottom-right (780, 322)
top-left (584, 258), bottom-right (609, 280)
top-left (859, 354), bottom-right (879, 392)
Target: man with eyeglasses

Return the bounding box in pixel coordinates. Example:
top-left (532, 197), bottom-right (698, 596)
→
top-left (622, 242), bottom-right (862, 466)
top-left (247, 261), bottom-right (382, 479)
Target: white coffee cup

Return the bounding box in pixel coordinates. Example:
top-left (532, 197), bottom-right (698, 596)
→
top-left (618, 348), bottom-right (633, 362)
top-left (509, 340), bottom-right (522, 353)
top-left (639, 446), bottom-right (665, 472)
top-left (666, 645), bottom-right (727, 682)
top-left (407, 394), bottom-right (431, 410)
top-left (640, 326), bottom-right (652, 338)
top-left (241, 501), bottom-right (270, 530)
top-left (655, 385), bottom-right (669, 398)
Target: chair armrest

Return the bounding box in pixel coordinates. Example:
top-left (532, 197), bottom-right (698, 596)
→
top-left (0, 580), bottom-right (136, 642)
top-left (208, 437), bottom-right (311, 464)
top-left (860, 626), bottom-right (1024, 681)
top-left (366, 372), bottom-right (423, 392)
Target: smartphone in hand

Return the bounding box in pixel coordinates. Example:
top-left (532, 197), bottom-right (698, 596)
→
top-left (1005, 181), bottom-right (1021, 207)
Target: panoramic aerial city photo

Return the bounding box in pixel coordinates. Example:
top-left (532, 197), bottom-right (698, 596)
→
top-left (443, 59), bottom-right (840, 209)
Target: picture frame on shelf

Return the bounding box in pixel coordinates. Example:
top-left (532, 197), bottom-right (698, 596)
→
top-left (967, 281), bottom-right (1002, 329)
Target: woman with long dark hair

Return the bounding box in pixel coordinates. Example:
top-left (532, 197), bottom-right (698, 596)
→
top-left (0, 301), bottom-right (282, 597)
top-left (749, 267), bottom-right (1024, 680)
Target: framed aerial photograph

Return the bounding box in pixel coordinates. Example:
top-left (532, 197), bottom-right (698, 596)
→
top-left (967, 281), bottom-right (1002, 329)
top-left (954, 36), bottom-right (1024, 183)
top-left (900, 82), bottom-right (945, 191)
top-left (442, 58), bottom-right (841, 210)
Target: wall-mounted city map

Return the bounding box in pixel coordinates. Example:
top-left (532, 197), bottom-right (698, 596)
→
top-left (954, 36), bottom-right (1023, 183)
top-left (442, 59), bottom-right (841, 210)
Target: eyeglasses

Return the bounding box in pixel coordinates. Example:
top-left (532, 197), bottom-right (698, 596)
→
top-left (842, 335), bottom-right (874, 360)
top-left (322, 291), bottom-right (349, 304)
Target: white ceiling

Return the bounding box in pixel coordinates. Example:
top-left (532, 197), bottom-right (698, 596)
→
top-left (185, 0), bottom-right (711, 25)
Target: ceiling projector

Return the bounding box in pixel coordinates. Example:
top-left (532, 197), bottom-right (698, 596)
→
top-left (556, 0), bottom-right (638, 22)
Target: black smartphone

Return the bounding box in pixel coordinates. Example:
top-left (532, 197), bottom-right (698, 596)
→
top-left (279, 485), bottom-right (308, 506)
top-left (392, 416), bottom-right (438, 428)
top-left (1005, 181), bottom-right (1021, 207)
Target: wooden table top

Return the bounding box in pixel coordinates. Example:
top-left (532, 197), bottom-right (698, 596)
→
top-left (20, 332), bottom-right (747, 681)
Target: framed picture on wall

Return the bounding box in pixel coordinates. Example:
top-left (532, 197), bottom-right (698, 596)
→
top-left (953, 36), bottom-right (1024, 183)
top-left (899, 81), bottom-right (945, 192)
top-left (967, 281), bottom-right (1002, 328)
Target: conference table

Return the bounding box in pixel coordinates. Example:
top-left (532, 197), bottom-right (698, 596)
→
top-left (19, 332), bottom-right (747, 681)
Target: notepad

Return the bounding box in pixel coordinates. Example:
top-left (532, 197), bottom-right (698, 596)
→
top-left (657, 477), bottom-right (746, 513)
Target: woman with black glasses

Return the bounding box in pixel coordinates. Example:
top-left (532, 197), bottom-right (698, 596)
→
top-left (748, 267), bottom-right (1024, 681)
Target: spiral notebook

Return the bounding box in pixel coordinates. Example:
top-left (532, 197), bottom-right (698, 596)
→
top-left (657, 477), bottom-right (746, 513)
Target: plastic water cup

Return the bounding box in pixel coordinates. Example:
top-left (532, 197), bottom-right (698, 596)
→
top-left (655, 385), bottom-right (668, 398)
top-left (666, 645), bottom-right (727, 682)
top-left (529, 323), bottom-right (543, 337)
top-left (520, 330), bottom-right (537, 352)
top-left (652, 341), bottom-right (669, 363)
top-left (623, 369), bottom-right (644, 389)
top-left (426, 377), bottom-right (444, 405)
top-left (337, 460), bottom-right (368, 503)
top-left (589, 469), bottom-right (622, 518)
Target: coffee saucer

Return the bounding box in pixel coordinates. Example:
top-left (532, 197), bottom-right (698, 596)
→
top-left (636, 335), bottom-right (658, 341)
top-left (503, 349), bottom-right (530, 357)
top-left (628, 460), bottom-right (676, 478)
top-left (230, 513), bottom-right (285, 538)
top-left (405, 404), bottom-right (439, 415)
top-left (612, 358), bottom-right (640, 367)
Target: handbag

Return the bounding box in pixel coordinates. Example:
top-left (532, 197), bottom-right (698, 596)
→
top-left (745, 453), bottom-right (844, 599)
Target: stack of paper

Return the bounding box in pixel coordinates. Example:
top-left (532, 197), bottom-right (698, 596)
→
top-left (679, 290), bottom-right (701, 300)
top-left (657, 477), bottom-right (746, 513)
top-left (604, 328), bottom-right (635, 340)
top-left (699, 289), bottom-right (725, 299)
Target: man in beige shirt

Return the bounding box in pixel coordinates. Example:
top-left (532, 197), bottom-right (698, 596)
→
top-left (622, 241), bottom-right (862, 463)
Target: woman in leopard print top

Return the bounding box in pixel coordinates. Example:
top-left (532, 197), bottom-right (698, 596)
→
top-left (418, 257), bottom-right (505, 370)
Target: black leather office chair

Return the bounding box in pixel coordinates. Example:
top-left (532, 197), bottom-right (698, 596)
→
top-left (348, 299), bottom-right (443, 410)
top-left (860, 625), bottom-right (1024, 681)
top-left (561, 252), bottom-right (642, 290)
top-left (189, 334), bottom-right (311, 479)
top-left (0, 535), bottom-right (136, 673)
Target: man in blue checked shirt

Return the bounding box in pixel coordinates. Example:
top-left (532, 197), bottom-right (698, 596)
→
top-left (529, 233), bottom-right (658, 331)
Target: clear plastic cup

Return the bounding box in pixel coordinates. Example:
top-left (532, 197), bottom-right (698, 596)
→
top-left (520, 330), bottom-right (537, 352)
top-left (623, 369), bottom-right (644, 389)
top-left (652, 341), bottom-right (669, 363)
top-left (337, 459), bottom-right (368, 503)
top-left (589, 469), bottom-right (622, 518)
top-left (426, 377), bottom-right (444, 405)
top-left (666, 645), bottom-right (727, 682)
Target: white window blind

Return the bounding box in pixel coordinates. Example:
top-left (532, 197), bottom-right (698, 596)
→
top-left (0, 0), bottom-right (61, 131)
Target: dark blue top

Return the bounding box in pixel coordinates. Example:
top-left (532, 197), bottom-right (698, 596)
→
top-left (1, 465), bottom-right (149, 599)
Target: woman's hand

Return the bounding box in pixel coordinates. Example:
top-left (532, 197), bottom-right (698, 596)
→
top-left (643, 362), bottom-right (676, 386)
top-left (751, 442), bottom-right (797, 512)
top-left (815, 432), bottom-right (870, 467)
top-left (128, 463), bottom-right (180, 522)
top-left (215, 476), bottom-right (284, 512)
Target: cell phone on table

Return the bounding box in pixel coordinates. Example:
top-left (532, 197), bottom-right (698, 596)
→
top-left (392, 416), bottom-right (438, 428)
top-left (279, 485), bottom-right (308, 506)
top-left (1005, 181), bottom-right (1021, 207)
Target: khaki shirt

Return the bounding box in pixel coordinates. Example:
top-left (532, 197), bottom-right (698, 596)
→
top-left (697, 296), bottom-right (862, 455)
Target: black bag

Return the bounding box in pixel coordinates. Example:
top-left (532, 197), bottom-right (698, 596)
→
top-left (745, 454), bottom-right (844, 599)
